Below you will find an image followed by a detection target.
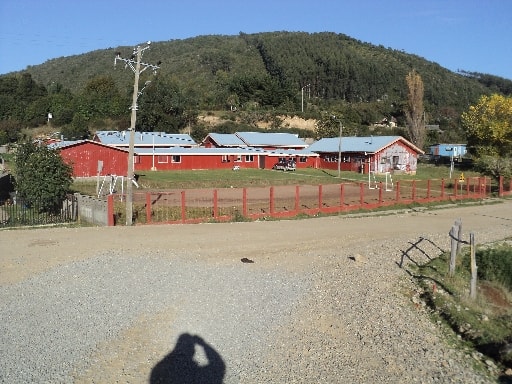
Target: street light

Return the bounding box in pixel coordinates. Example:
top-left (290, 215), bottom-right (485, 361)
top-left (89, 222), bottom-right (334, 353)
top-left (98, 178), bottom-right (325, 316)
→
top-left (301, 84), bottom-right (310, 113)
top-left (333, 115), bottom-right (343, 178)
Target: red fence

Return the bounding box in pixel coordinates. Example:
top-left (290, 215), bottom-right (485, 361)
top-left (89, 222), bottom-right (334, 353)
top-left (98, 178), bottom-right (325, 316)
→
top-left (499, 175), bottom-right (512, 197)
top-left (107, 176), bottom-right (498, 226)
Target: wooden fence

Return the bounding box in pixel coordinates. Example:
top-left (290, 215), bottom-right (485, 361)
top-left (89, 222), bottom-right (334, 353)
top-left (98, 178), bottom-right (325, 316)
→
top-left (107, 176), bottom-right (501, 226)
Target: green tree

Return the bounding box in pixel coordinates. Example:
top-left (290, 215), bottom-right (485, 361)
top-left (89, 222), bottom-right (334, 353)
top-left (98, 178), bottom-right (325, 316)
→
top-left (14, 142), bottom-right (73, 213)
top-left (461, 94), bottom-right (512, 157)
top-left (61, 113), bottom-right (90, 140)
top-left (461, 94), bottom-right (512, 181)
top-left (137, 78), bottom-right (190, 133)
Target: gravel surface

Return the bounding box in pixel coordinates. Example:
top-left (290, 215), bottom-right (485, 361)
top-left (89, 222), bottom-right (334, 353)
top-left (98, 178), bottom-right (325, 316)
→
top-left (1, 200), bottom-right (511, 383)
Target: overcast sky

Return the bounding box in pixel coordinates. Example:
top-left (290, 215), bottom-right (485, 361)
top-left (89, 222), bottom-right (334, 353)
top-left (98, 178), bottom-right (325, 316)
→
top-left (1, 0), bottom-right (511, 79)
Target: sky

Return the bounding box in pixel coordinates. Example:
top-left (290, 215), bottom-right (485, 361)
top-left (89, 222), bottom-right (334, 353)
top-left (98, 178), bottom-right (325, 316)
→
top-left (1, 0), bottom-right (511, 79)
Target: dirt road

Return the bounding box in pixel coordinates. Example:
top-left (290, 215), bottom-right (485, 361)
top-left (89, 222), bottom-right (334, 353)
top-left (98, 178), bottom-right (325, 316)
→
top-left (1, 200), bottom-right (511, 382)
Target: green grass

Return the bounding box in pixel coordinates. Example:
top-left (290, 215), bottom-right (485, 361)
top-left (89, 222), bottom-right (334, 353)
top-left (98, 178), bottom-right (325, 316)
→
top-left (409, 241), bottom-right (512, 370)
top-left (72, 163), bottom-right (481, 195)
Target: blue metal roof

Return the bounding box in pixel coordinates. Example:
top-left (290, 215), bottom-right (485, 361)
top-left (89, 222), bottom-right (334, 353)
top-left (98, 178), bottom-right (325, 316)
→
top-left (94, 131), bottom-right (196, 146)
top-left (236, 132), bottom-right (307, 147)
top-left (48, 139), bottom-right (129, 151)
top-left (133, 146), bottom-right (318, 157)
top-left (308, 136), bottom-right (423, 154)
top-left (206, 133), bottom-right (246, 147)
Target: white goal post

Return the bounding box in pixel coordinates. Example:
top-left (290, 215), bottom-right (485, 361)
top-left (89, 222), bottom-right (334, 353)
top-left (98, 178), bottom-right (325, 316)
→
top-left (368, 171), bottom-right (394, 191)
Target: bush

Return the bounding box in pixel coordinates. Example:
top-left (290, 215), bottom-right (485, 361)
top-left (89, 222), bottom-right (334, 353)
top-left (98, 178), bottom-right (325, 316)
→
top-left (14, 142), bottom-right (73, 213)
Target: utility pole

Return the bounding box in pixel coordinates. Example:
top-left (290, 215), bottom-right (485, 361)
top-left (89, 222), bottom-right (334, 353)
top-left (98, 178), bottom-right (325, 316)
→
top-left (115, 42), bottom-right (160, 225)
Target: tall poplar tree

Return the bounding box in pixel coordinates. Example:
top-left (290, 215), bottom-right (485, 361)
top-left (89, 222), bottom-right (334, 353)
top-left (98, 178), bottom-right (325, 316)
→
top-left (405, 70), bottom-right (426, 149)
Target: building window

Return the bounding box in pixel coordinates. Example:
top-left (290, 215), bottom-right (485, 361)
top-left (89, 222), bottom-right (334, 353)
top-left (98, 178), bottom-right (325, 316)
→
top-left (245, 155), bottom-right (254, 162)
top-left (158, 155), bottom-right (168, 164)
top-left (172, 155), bottom-right (181, 163)
top-left (299, 156), bottom-right (307, 163)
top-left (221, 155), bottom-right (229, 163)
top-left (133, 155), bottom-right (141, 164)
top-left (235, 155), bottom-right (242, 162)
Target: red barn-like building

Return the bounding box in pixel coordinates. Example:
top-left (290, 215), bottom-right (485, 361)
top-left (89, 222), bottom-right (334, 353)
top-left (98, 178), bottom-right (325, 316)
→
top-left (50, 140), bottom-right (128, 177)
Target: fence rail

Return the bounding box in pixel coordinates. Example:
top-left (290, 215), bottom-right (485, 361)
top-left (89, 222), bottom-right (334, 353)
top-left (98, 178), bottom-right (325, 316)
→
top-left (109, 176), bottom-right (496, 226)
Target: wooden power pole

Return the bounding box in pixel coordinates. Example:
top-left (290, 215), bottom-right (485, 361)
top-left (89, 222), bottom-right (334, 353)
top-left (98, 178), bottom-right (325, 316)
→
top-left (115, 42), bottom-right (159, 225)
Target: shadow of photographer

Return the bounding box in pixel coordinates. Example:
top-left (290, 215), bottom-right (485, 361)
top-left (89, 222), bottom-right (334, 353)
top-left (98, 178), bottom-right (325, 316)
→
top-left (150, 333), bottom-right (225, 384)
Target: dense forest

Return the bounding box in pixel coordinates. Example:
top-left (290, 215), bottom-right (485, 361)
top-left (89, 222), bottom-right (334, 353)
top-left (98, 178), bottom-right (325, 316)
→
top-left (1, 31), bottom-right (511, 149)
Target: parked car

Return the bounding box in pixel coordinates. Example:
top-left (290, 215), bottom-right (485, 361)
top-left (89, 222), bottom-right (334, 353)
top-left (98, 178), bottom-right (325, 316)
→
top-left (273, 160), bottom-right (296, 171)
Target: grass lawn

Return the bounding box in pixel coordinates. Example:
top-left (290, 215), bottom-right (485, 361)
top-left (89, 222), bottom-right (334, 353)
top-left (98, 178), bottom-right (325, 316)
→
top-left (72, 163), bottom-right (482, 195)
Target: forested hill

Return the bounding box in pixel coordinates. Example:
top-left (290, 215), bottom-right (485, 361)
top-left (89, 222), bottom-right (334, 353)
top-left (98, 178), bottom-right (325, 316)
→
top-left (20, 31), bottom-right (510, 111)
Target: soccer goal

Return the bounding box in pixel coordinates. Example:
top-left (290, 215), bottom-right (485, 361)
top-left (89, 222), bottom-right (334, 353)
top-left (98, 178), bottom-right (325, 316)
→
top-left (368, 171), bottom-right (394, 191)
top-left (97, 174), bottom-right (124, 198)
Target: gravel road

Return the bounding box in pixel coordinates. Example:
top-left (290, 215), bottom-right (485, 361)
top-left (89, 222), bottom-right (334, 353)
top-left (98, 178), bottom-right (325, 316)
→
top-left (1, 200), bottom-right (511, 383)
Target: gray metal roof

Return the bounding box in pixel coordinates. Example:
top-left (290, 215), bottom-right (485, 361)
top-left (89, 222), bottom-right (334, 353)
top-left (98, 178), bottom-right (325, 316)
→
top-left (236, 132), bottom-right (308, 147)
top-left (307, 136), bottom-right (423, 154)
top-left (94, 131), bottom-right (196, 147)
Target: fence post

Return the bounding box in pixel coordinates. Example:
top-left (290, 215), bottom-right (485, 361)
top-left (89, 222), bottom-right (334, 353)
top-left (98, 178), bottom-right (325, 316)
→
top-left (145, 192), bottom-right (152, 224)
top-left (427, 179), bottom-right (431, 200)
top-left (340, 183), bottom-right (345, 209)
top-left (295, 185), bottom-right (300, 212)
top-left (359, 182), bottom-right (364, 206)
top-left (449, 218), bottom-right (462, 277)
top-left (378, 181), bottom-right (383, 204)
top-left (242, 188), bottom-right (247, 216)
top-left (449, 223), bottom-right (458, 277)
top-left (213, 189), bottom-right (218, 218)
top-left (412, 180), bottom-right (416, 201)
top-left (469, 232), bottom-right (477, 300)
top-left (269, 186), bottom-right (274, 215)
top-left (455, 218), bottom-right (463, 255)
top-left (181, 190), bottom-right (186, 223)
top-left (318, 184), bottom-right (323, 210)
top-left (441, 178), bottom-right (445, 199)
top-left (107, 194), bottom-right (115, 226)
top-left (499, 175), bottom-right (504, 197)
top-left (395, 181), bottom-right (400, 202)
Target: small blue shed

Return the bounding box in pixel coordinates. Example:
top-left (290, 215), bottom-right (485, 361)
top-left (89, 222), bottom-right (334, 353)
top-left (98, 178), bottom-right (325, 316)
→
top-left (429, 143), bottom-right (467, 158)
